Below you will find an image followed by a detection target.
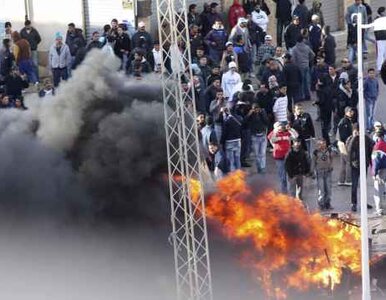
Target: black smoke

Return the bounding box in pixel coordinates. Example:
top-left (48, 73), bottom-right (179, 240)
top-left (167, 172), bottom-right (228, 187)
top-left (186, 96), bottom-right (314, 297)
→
top-left (0, 50), bottom-right (169, 223)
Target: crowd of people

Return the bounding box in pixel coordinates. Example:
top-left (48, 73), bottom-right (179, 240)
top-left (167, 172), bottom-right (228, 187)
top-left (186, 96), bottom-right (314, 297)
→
top-left (0, 0), bottom-right (386, 213)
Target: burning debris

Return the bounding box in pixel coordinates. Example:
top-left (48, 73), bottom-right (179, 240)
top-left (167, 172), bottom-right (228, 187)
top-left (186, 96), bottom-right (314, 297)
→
top-left (190, 171), bottom-right (363, 299)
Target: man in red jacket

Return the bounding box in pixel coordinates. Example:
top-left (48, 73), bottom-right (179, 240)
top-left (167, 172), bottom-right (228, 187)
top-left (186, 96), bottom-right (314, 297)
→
top-left (228, 0), bottom-right (246, 29)
top-left (268, 122), bottom-right (298, 193)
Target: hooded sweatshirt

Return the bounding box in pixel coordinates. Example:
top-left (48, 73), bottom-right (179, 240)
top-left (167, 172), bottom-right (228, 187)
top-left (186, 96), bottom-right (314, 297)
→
top-left (228, 0), bottom-right (246, 28)
top-left (251, 7), bottom-right (269, 31)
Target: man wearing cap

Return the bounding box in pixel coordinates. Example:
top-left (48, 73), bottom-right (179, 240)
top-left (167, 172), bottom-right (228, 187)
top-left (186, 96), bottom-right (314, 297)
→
top-left (132, 22), bottom-right (153, 54)
top-left (48, 33), bottom-right (71, 87)
top-left (251, 3), bottom-right (269, 32)
top-left (221, 61), bottom-right (241, 103)
top-left (229, 18), bottom-right (251, 52)
top-left (256, 35), bottom-right (275, 67)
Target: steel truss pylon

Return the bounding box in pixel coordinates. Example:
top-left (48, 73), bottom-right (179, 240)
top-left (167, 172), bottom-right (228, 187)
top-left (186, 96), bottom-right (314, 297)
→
top-left (155, 0), bottom-right (213, 299)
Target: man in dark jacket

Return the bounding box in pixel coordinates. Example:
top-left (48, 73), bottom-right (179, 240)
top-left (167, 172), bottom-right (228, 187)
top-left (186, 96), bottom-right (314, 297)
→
top-left (289, 103), bottom-right (315, 156)
top-left (381, 60), bottom-right (386, 84)
top-left (1, 66), bottom-right (29, 99)
top-left (293, 0), bottom-right (311, 29)
top-left (65, 23), bottom-right (86, 73)
top-left (317, 65), bottom-right (340, 144)
top-left (346, 124), bottom-right (374, 211)
top-left (337, 106), bottom-right (354, 185)
top-left (284, 16), bottom-right (301, 50)
top-left (20, 20), bottom-right (41, 77)
top-left (221, 108), bottom-right (243, 172)
top-left (131, 22), bottom-right (153, 54)
top-left (272, 0), bottom-right (292, 46)
top-left (114, 26), bottom-right (131, 69)
top-left (86, 31), bottom-right (103, 51)
top-left (283, 53), bottom-right (301, 111)
top-left (246, 103), bottom-right (269, 173)
top-left (285, 138), bottom-right (310, 200)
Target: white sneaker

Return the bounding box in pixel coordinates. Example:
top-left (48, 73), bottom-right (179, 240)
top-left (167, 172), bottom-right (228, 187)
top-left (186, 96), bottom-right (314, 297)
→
top-left (375, 209), bottom-right (383, 216)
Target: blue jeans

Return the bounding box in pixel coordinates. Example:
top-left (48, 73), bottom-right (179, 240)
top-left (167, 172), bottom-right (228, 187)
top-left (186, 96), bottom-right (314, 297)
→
top-left (214, 124), bottom-right (222, 146)
top-left (251, 134), bottom-right (267, 172)
top-left (365, 98), bottom-right (376, 130)
top-left (300, 66), bottom-right (310, 100)
top-left (18, 59), bottom-right (38, 84)
top-left (31, 50), bottom-right (39, 79)
top-left (316, 170), bottom-right (332, 208)
top-left (275, 159), bottom-right (287, 193)
top-left (225, 139), bottom-right (241, 172)
top-left (348, 45), bottom-right (357, 64)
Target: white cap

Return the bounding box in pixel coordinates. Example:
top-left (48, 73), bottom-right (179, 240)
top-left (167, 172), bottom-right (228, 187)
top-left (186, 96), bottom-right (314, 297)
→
top-left (374, 121), bottom-right (382, 127)
top-left (138, 21), bottom-right (145, 28)
top-left (228, 61), bottom-right (237, 69)
top-left (265, 35), bottom-right (272, 41)
top-left (225, 41), bottom-right (233, 47)
top-left (311, 14), bottom-right (319, 21)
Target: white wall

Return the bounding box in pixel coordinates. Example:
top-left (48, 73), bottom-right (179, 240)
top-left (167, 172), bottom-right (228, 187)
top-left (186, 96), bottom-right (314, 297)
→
top-left (30, 0), bottom-right (84, 51)
top-left (0, 0), bottom-right (83, 51)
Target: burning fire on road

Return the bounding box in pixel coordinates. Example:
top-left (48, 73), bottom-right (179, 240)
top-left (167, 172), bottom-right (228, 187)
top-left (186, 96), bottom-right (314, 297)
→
top-left (188, 171), bottom-right (363, 299)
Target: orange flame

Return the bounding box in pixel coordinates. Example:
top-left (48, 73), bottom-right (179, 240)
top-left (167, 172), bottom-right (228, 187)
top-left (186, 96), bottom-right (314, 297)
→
top-left (188, 171), bottom-right (362, 298)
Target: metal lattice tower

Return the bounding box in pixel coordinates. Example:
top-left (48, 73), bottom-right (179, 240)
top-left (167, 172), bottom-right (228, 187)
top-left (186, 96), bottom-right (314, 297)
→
top-left (155, 1), bottom-right (213, 299)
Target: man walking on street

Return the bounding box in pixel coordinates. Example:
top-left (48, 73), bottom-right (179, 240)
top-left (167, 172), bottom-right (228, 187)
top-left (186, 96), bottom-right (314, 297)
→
top-left (285, 138), bottom-right (310, 200)
top-left (346, 124), bottom-right (373, 212)
top-left (337, 107), bottom-right (354, 186)
top-left (246, 103), bottom-right (269, 173)
top-left (272, 0), bottom-right (292, 47)
top-left (312, 138), bottom-right (334, 210)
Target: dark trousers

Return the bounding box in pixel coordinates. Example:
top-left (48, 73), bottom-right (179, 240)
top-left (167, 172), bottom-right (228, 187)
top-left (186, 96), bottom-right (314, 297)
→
top-left (287, 86), bottom-right (301, 113)
top-left (320, 107), bottom-right (332, 145)
top-left (351, 167), bottom-right (360, 206)
top-left (241, 129), bottom-right (251, 162)
top-left (276, 19), bottom-right (290, 47)
top-left (52, 67), bottom-right (68, 87)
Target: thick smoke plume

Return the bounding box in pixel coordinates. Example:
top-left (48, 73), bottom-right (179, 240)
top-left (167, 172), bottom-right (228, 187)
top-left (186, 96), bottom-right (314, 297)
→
top-left (0, 51), bottom-right (168, 221)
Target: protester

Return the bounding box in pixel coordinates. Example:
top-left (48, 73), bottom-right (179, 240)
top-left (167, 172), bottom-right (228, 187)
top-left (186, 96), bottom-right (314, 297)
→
top-left (268, 122), bottom-right (298, 193)
top-left (312, 138), bottom-right (333, 210)
top-left (38, 78), bottom-right (55, 98)
top-left (346, 124), bottom-right (373, 212)
top-left (221, 107), bottom-right (243, 172)
top-left (20, 20), bottom-right (41, 78)
top-left (372, 130), bottom-right (386, 215)
top-left (228, 0), bottom-right (246, 28)
top-left (205, 20), bottom-right (228, 64)
top-left (65, 23), bottom-right (86, 72)
top-left (221, 61), bottom-right (241, 103)
top-left (289, 103), bottom-right (315, 156)
top-left (272, 0), bottom-right (292, 47)
top-left (293, 0), bottom-right (310, 29)
top-left (246, 103), bottom-right (269, 173)
top-left (48, 32), bottom-right (72, 87)
top-left (337, 107), bottom-right (354, 186)
top-left (285, 138), bottom-right (310, 200)
top-left (251, 3), bottom-right (269, 33)
top-left (11, 31), bottom-right (38, 85)
top-left (364, 68), bottom-right (379, 131)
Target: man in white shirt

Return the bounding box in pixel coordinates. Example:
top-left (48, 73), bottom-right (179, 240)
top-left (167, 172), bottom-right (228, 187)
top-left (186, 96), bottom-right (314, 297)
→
top-left (251, 4), bottom-right (269, 32)
top-left (151, 40), bottom-right (162, 73)
top-left (221, 61), bottom-right (241, 105)
top-left (273, 84), bottom-right (288, 122)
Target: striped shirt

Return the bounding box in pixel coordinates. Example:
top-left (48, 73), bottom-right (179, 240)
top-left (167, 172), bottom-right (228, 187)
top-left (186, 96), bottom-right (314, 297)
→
top-left (273, 95), bottom-right (288, 122)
